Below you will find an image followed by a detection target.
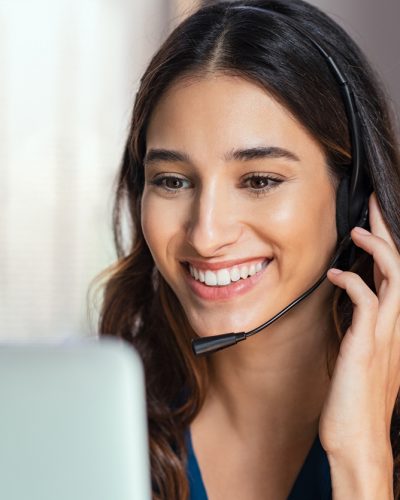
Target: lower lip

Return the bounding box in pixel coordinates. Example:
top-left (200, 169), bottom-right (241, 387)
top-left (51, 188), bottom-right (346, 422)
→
top-left (183, 260), bottom-right (272, 301)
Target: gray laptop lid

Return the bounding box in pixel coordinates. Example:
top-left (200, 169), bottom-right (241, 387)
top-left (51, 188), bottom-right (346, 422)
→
top-left (0, 336), bottom-right (151, 500)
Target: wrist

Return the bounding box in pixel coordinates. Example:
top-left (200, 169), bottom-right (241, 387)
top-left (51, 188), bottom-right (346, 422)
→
top-left (328, 449), bottom-right (394, 500)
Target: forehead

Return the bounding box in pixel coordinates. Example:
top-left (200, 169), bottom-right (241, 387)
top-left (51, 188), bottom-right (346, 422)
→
top-left (145, 74), bottom-right (325, 168)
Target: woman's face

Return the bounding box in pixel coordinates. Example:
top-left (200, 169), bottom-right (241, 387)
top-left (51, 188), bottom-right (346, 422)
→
top-left (141, 74), bottom-right (338, 338)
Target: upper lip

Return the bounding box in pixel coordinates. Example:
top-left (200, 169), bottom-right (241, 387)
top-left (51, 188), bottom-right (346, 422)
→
top-left (182, 257), bottom-right (271, 271)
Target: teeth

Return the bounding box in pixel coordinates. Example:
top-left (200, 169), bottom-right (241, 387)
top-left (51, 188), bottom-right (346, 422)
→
top-left (230, 267), bottom-right (241, 282)
top-left (217, 269), bottom-right (231, 286)
top-left (204, 270), bottom-right (217, 286)
top-left (188, 260), bottom-right (269, 287)
top-left (240, 266), bottom-right (248, 279)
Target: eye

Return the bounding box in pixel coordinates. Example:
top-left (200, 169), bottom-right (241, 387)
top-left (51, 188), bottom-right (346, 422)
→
top-left (149, 174), bottom-right (192, 193)
top-left (242, 173), bottom-right (283, 196)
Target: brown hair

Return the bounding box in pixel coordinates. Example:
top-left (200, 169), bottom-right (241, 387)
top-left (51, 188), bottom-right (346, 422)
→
top-left (97, 1), bottom-right (400, 498)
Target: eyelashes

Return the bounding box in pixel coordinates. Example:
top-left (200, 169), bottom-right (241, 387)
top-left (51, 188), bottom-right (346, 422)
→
top-left (148, 172), bottom-right (284, 198)
top-left (243, 173), bottom-right (284, 196)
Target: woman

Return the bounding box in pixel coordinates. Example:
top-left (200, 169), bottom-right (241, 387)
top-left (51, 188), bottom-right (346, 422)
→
top-left (98, 0), bottom-right (400, 498)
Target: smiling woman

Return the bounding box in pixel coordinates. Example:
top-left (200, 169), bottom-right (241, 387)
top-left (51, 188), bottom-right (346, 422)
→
top-left (98, 1), bottom-right (400, 499)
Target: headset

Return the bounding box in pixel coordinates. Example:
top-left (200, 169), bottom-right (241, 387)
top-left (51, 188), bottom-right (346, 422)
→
top-left (191, 4), bottom-right (373, 356)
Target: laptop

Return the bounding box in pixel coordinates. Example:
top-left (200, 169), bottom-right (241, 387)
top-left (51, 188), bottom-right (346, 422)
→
top-left (0, 336), bottom-right (151, 500)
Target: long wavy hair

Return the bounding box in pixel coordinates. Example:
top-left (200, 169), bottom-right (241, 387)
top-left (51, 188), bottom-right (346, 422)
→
top-left (98, 1), bottom-right (400, 498)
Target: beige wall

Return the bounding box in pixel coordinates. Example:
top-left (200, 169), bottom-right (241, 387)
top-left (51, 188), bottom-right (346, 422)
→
top-left (308, 0), bottom-right (400, 129)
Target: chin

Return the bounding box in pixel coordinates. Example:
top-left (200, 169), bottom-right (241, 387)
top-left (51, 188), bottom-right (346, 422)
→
top-left (187, 313), bottom-right (256, 339)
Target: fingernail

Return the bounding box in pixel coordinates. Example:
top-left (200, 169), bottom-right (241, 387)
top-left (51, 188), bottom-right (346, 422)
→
top-left (353, 226), bottom-right (370, 235)
top-left (329, 268), bottom-right (343, 275)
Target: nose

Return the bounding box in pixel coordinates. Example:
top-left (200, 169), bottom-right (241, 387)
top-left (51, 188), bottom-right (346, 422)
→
top-left (185, 181), bottom-right (242, 256)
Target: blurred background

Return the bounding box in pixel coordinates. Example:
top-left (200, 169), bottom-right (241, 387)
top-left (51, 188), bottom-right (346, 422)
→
top-left (0, 0), bottom-right (399, 341)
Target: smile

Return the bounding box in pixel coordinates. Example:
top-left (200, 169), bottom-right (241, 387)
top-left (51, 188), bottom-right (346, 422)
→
top-left (183, 258), bottom-right (272, 301)
top-left (188, 259), bottom-right (270, 287)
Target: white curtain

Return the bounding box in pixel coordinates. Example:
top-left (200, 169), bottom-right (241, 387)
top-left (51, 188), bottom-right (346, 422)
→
top-left (0, 0), bottom-right (169, 341)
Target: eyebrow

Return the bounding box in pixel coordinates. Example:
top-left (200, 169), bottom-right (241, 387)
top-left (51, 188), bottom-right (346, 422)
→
top-left (143, 146), bottom-right (300, 166)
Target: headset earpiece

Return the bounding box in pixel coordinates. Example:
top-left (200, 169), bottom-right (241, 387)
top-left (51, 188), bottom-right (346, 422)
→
top-left (336, 175), bottom-right (350, 241)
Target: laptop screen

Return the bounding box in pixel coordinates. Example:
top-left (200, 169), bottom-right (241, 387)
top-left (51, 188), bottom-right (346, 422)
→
top-left (0, 336), bottom-right (151, 500)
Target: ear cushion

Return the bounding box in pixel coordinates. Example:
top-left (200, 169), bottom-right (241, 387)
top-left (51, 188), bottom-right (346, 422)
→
top-left (336, 175), bottom-right (350, 241)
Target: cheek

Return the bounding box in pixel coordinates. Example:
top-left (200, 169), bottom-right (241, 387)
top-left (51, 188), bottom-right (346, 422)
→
top-left (141, 196), bottom-right (163, 264)
top-left (256, 182), bottom-right (337, 265)
top-left (140, 193), bottom-right (180, 270)
top-left (270, 192), bottom-right (335, 235)
top-left (255, 189), bottom-right (310, 232)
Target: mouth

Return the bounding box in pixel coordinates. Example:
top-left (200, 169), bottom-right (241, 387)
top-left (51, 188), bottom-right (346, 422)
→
top-left (181, 258), bottom-right (273, 301)
top-left (183, 258), bottom-right (271, 287)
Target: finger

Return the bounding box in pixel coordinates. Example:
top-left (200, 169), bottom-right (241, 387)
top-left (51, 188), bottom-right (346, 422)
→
top-left (369, 192), bottom-right (398, 253)
top-left (357, 195), bottom-right (400, 347)
top-left (351, 227), bottom-right (400, 310)
top-left (327, 269), bottom-right (378, 358)
top-left (351, 227), bottom-right (400, 343)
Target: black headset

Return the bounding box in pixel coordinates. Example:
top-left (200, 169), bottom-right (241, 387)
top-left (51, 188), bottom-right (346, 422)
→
top-left (191, 5), bottom-right (373, 356)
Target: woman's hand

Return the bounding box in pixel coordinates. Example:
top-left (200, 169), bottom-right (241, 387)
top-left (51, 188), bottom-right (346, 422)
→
top-left (319, 192), bottom-right (400, 494)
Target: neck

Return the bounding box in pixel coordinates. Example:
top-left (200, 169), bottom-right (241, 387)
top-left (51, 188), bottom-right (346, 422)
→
top-left (199, 285), bottom-right (339, 445)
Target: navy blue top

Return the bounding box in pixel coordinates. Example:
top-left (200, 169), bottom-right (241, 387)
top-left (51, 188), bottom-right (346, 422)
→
top-left (185, 429), bottom-right (332, 499)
